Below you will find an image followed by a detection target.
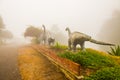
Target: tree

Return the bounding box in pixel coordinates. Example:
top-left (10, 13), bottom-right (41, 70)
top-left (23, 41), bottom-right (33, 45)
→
top-left (0, 30), bottom-right (13, 39)
top-left (0, 30), bottom-right (13, 44)
top-left (0, 16), bottom-right (13, 44)
top-left (24, 25), bottom-right (42, 44)
top-left (24, 25), bottom-right (42, 38)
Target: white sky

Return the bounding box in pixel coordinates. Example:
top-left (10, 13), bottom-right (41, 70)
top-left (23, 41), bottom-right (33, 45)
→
top-left (0, 0), bottom-right (120, 38)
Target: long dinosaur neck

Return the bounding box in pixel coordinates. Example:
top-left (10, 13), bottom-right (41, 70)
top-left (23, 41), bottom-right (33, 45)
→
top-left (42, 25), bottom-right (46, 34)
top-left (67, 28), bottom-right (71, 37)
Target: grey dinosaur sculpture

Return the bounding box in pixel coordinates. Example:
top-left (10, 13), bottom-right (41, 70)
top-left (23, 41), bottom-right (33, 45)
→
top-left (48, 37), bottom-right (55, 46)
top-left (65, 27), bottom-right (115, 51)
top-left (40, 24), bottom-right (47, 44)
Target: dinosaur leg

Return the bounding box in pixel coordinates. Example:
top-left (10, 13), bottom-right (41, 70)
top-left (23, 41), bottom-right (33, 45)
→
top-left (73, 43), bottom-right (77, 52)
top-left (68, 40), bottom-right (72, 50)
top-left (48, 42), bottom-right (50, 46)
top-left (44, 39), bottom-right (47, 45)
top-left (43, 40), bottom-right (45, 44)
top-left (52, 41), bottom-right (54, 45)
top-left (48, 41), bottom-right (50, 45)
top-left (80, 42), bottom-right (85, 51)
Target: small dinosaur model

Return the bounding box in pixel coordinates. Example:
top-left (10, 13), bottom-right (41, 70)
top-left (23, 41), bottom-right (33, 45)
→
top-left (65, 27), bottom-right (115, 51)
top-left (48, 37), bottom-right (55, 46)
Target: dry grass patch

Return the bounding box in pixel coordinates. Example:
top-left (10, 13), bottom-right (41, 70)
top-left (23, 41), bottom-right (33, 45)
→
top-left (18, 47), bottom-right (46, 80)
top-left (18, 46), bottom-right (67, 80)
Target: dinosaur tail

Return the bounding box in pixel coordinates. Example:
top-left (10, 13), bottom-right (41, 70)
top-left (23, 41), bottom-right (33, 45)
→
top-left (89, 39), bottom-right (115, 46)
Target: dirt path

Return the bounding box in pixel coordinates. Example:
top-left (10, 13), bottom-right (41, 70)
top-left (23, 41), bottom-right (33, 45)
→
top-left (0, 45), bottom-right (21, 80)
top-left (18, 46), bottom-right (67, 80)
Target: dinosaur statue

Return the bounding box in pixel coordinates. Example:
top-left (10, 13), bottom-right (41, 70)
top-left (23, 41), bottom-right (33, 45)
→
top-left (40, 24), bottom-right (47, 44)
top-left (65, 27), bottom-right (115, 51)
top-left (48, 37), bottom-right (55, 46)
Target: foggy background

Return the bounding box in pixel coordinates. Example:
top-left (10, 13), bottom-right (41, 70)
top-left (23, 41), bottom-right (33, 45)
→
top-left (98, 10), bottom-right (120, 51)
top-left (0, 0), bottom-right (120, 51)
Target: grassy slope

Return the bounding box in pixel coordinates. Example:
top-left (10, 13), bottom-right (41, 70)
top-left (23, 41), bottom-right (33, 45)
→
top-left (51, 43), bottom-right (120, 80)
top-left (58, 49), bottom-right (119, 69)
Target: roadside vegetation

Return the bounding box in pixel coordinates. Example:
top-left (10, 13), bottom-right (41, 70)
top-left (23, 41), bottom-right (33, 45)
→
top-left (84, 66), bottom-right (120, 80)
top-left (24, 25), bottom-right (42, 44)
top-left (108, 45), bottom-right (120, 56)
top-left (51, 43), bottom-right (120, 80)
top-left (31, 38), bottom-right (41, 44)
top-left (0, 16), bottom-right (13, 45)
top-left (50, 42), bottom-right (67, 50)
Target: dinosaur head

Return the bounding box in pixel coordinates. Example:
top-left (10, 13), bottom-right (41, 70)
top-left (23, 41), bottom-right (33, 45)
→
top-left (42, 24), bottom-right (45, 28)
top-left (65, 27), bottom-right (69, 31)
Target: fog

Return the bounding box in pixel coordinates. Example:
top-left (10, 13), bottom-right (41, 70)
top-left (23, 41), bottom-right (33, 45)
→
top-left (0, 0), bottom-right (120, 51)
top-left (98, 10), bottom-right (120, 51)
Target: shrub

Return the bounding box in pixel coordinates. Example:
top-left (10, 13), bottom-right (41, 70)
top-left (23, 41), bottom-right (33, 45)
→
top-left (58, 51), bottom-right (76, 60)
top-left (85, 66), bottom-right (120, 80)
top-left (108, 45), bottom-right (120, 56)
top-left (51, 42), bottom-right (68, 50)
top-left (57, 48), bottom-right (120, 80)
top-left (58, 49), bottom-right (117, 69)
top-left (31, 38), bottom-right (40, 44)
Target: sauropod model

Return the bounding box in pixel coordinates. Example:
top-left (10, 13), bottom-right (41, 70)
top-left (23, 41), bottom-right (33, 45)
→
top-left (48, 37), bottom-right (55, 46)
top-left (65, 27), bottom-right (115, 51)
top-left (40, 24), bottom-right (47, 44)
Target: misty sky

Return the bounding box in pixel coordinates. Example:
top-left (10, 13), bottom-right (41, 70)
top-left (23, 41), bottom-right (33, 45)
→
top-left (0, 0), bottom-right (120, 39)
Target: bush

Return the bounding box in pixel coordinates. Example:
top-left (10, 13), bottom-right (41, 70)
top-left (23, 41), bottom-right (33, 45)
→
top-left (58, 49), bottom-right (117, 69)
top-left (51, 42), bottom-right (68, 50)
top-left (31, 38), bottom-right (40, 44)
top-left (57, 48), bottom-right (120, 80)
top-left (85, 66), bottom-right (120, 80)
top-left (108, 45), bottom-right (120, 56)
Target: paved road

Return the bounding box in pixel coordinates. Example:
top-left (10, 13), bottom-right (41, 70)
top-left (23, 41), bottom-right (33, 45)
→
top-left (0, 44), bottom-right (21, 80)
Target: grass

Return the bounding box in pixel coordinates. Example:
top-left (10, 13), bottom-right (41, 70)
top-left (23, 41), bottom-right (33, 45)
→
top-left (31, 38), bottom-right (40, 44)
top-left (51, 43), bottom-right (119, 69)
top-left (108, 45), bottom-right (120, 56)
top-left (18, 43), bottom-right (120, 80)
top-left (18, 46), bottom-right (67, 80)
top-left (58, 48), bottom-right (118, 69)
top-left (85, 66), bottom-right (120, 80)
top-left (18, 47), bottom-right (44, 80)
top-left (56, 47), bottom-right (120, 79)
top-left (50, 42), bottom-right (68, 51)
